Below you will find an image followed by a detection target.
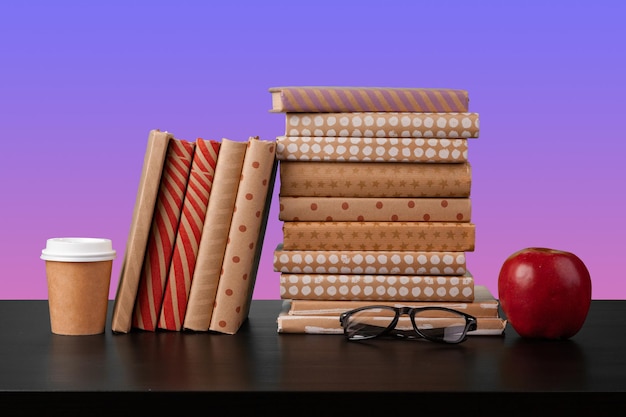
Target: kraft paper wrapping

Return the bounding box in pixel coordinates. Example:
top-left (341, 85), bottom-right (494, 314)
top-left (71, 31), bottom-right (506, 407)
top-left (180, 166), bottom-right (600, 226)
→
top-left (209, 137), bottom-right (277, 334)
top-left (269, 86), bottom-right (470, 113)
top-left (286, 285), bottom-right (499, 318)
top-left (278, 197), bottom-right (471, 222)
top-left (158, 139), bottom-right (220, 331)
top-left (283, 112), bottom-right (480, 138)
top-left (276, 137), bottom-right (469, 163)
top-left (183, 139), bottom-right (248, 332)
top-left (112, 130), bottom-right (173, 334)
top-left (282, 221), bottom-right (476, 251)
top-left (131, 138), bottom-right (196, 331)
top-left (273, 244), bottom-right (467, 275)
top-left (46, 260), bottom-right (113, 335)
top-left (277, 305), bottom-right (506, 336)
top-left (279, 272), bottom-right (475, 301)
top-left (279, 161), bottom-right (472, 198)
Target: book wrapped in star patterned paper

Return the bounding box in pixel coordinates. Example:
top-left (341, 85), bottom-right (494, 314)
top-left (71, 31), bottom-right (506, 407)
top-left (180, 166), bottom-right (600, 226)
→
top-left (279, 161), bottom-right (472, 198)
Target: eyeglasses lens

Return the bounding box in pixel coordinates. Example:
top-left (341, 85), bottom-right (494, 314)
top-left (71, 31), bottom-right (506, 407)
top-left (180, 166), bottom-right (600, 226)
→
top-left (344, 307), bottom-right (396, 340)
top-left (413, 309), bottom-right (468, 343)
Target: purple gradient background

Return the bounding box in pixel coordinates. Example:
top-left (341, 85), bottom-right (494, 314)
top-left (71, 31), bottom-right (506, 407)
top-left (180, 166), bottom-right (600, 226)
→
top-left (1, 1), bottom-right (624, 300)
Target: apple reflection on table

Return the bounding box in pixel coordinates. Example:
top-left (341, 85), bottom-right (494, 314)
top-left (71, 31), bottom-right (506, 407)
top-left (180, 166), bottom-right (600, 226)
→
top-left (499, 336), bottom-right (588, 391)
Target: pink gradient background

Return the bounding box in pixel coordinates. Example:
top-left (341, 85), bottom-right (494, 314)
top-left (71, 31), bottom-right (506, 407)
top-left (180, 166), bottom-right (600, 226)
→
top-left (1, 2), bottom-right (624, 300)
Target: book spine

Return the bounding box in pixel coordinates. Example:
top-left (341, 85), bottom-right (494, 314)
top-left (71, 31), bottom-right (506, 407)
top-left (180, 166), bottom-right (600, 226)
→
top-left (276, 137), bottom-right (468, 163)
top-left (270, 87), bottom-right (469, 113)
top-left (129, 137), bottom-right (195, 332)
top-left (280, 273), bottom-right (475, 301)
top-left (277, 313), bottom-right (506, 335)
top-left (111, 130), bottom-right (173, 334)
top-left (281, 221), bottom-right (475, 251)
top-left (209, 138), bottom-right (277, 334)
top-left (157, 139), bottom-right (220, 331)
top-left (183, 139), bottom-right (248, 332)
top-left (273, 247), bottom-right (467, 275)
top-left (283, 112), bottom-right (479, 139)
top-left (279, 161), bottom-right (471, 198)
top-left (278, 197), bottom-right (471, 222)
top-left (286, 297), bottom-right (499, 318)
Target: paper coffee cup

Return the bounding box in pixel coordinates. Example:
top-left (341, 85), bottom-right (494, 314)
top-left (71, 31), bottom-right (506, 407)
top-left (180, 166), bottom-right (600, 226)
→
top-left (41, 238), bottom-right (116, 336)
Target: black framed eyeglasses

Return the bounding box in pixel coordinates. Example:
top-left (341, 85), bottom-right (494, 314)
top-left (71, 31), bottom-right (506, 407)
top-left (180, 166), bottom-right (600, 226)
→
top-left (339, 305), bottom-right (478, 344)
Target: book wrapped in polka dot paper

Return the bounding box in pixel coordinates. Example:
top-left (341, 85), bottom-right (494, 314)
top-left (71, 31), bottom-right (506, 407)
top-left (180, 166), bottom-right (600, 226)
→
top-left (209, 137), bottom-right (277, 335)
top-left (283, 112), bottom-right (479, 139)
top-left (276, 137), bottom-right (469, 163)
top-left (278, 196), bottom-right (471, 222)
top-left (273, 245), bottom-right (467, 276)
top-left (279, 273), bottom-right (475, 302)
top-left (183, 139), bottom-right (248, 332)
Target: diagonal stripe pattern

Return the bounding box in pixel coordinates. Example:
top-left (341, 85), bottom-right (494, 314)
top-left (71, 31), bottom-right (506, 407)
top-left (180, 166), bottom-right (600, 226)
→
top-left (272, 87), bottom-right (469, 113)
top-left (132, 139), bottom-right (195, 331)
top-left (158, 138), bottom-right (220, 331)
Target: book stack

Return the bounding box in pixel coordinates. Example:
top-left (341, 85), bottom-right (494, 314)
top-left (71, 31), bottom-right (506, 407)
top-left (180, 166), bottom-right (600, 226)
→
top-left (268, 86), bottom-right (506, 336)
top-left (111, 130), bottom-right (277, 335)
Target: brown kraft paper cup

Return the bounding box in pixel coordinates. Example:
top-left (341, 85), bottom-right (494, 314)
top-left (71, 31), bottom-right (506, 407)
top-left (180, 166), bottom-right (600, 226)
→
top-left (41, 238), bottom-right (116, 336)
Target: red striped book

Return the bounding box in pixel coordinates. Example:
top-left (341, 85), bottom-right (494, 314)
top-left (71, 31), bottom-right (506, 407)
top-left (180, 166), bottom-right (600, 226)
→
top-left (131, 138), bottom-right (195, 331)
top-left (158, 138), bottom-right (220, 331)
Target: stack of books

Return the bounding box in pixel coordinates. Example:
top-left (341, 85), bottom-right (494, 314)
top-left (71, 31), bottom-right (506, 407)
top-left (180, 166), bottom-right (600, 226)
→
top-left (111, 130), bottom-right (277, 335)
top-left (269, 86), bottom-right (506, 336)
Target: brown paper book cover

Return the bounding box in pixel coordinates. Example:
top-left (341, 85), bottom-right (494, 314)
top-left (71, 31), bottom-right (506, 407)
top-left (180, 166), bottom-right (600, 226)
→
top-left (283, 112), bottom-right (479, 138)
top-left (286, 285), bottom-right (499, 318)
top-left (131, 138), bottom-right (196, 331)
top-left (269, 86), bottom-right (470, 113)
top-left (282, 221), bottom-right (475, 251)
top-left (157, 138), bottom-right (220, 331)
top-left (111, 129), bottom-right (173, 334)
top-left (209, 137), bottom-right (277, 334)
top-left (276, 136), bottom-right (469, 163)
top-left (278, 196), bottom-right (471, 222)
top-left (280, 272), bottom-right (475, 302)
top-left (279, 161), bottom-right (472, 198)
top-left (183, 138), bottom-right (248, 332)
top-left (273, 244), bottom-right (467, 275)
top-left (277, 304), bottom-right (506, 336)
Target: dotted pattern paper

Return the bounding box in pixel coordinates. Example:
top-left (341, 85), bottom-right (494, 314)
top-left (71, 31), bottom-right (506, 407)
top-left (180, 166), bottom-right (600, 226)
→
top-left (273, 246), bottom-right (467, 275)
top-left (279, 273), bottom-right (475, 301)
top-left (279, 161), bottom-right (472, 198)
top-left (284, 112), bottom-right (479, 138)
top-left (132, 138), bottom-right (195, 331)
top-left (209, 137), bottom-right (277, 334)
top-left (276, 137), bottom-right (469, 163)
top-left (183, 139), bottom-right (248, 332)
top-left (269, 86), bottom-right (469, 113)
top-left (278, 196), bottom-right (471, 222)
top-left (286, 285), bottom-right (499, 318)
top-left (282, 221), bottom-right (475, 251)
top-left (158, 139), bottom-right (220, 331)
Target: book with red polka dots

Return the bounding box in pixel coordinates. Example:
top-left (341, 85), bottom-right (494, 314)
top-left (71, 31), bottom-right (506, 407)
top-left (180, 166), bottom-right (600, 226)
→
top-left (208, 137), bottom-right (277, 335)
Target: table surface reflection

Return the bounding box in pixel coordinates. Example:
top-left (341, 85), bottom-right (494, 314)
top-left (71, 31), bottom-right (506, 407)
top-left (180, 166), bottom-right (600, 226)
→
top-left (0, 300), bottom-right (625, 414)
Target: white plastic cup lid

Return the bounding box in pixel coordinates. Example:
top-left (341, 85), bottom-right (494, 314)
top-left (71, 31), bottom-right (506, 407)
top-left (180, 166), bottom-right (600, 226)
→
top-left (41, 237), bottom-right (116, 262)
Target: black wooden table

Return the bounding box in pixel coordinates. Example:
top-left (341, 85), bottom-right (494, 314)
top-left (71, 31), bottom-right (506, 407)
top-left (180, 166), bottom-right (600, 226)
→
top-left (1, 300), bottom-right (624, 415)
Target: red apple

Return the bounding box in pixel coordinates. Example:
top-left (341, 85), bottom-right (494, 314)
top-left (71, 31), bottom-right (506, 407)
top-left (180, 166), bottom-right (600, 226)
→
top-left (498, 247), bottom-right (592, 339)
